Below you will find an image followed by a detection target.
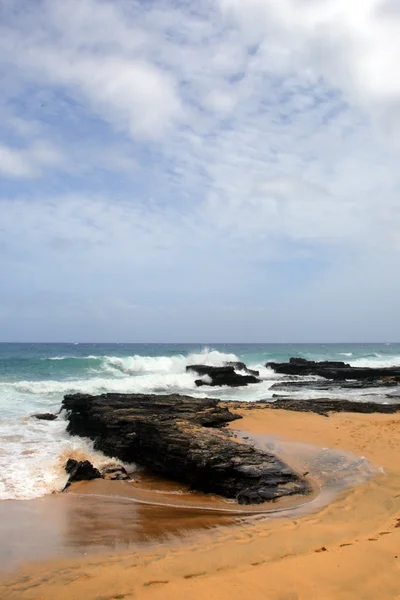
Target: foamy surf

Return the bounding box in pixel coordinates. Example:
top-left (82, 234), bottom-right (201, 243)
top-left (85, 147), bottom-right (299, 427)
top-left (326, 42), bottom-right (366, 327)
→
top-left (349, 355), bottom-right (400, 368)
top-left (0, 348), bottom-right (273, 499)
top-left (1, 343), bottom-right (400, 500)
top-left (0, 416), bottom-right (115, 500)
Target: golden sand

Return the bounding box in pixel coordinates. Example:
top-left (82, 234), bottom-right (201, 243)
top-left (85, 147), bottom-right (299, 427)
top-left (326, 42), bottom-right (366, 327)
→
top-left (1, 407), bottom-right (400, 599)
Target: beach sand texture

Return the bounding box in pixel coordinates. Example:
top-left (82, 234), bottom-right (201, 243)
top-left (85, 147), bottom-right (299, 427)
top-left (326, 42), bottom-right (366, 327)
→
top-left (1, 407), bottom-right (400, 599)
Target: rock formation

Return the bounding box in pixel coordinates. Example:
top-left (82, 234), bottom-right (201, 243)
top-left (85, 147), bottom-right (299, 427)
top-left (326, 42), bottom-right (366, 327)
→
top-left (62, 393), bottom-right (310, 504)
top-left (270, 398), bottom-right (400, 417)
top-left (33, 413), bottom-right (58, 421)
top-left (186, 365), bottom-right (260, 387)
top-left (63, 458), bottom-right (102, 490)
top-left (225, 361), bottom-right (260, 376)
top-left (267, 357), bottom-right (400, 382)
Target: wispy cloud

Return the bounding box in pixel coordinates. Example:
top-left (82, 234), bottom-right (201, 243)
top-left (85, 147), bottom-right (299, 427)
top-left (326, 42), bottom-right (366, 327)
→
top-left (1, 0), bottom-right (400, 340)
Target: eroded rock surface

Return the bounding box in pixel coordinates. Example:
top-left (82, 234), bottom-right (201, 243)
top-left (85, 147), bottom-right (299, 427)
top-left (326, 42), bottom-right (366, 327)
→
top-left (62, 393), bottom-right (310, 504)
top-left (33, 413), bottom-right (58, 421)
top-left (222, 398), bottom-right (400, 417)
top-left (271, 398), bottom-right (400, 416)
top-left (270, 379), bottom-right (399, 392)
top-left (225, 361), bottom-right (260, 376)
top-left (186, 365), bottom-right (260, 387)
top-left (101, 464), bottom-right (130, 480)
top-left (64, 458), bottom-right (101, 490)
top-left (267, 357), bottom-right (400, 383)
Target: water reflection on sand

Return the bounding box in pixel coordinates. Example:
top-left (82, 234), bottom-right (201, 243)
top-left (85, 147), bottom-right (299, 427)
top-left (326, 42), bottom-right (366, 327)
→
top-left (0, 433), bottom-right (380, 571)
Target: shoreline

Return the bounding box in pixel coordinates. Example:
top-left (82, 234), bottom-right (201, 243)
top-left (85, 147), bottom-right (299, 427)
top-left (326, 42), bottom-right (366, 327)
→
top-left (1, 406), bottom-right (400, 599)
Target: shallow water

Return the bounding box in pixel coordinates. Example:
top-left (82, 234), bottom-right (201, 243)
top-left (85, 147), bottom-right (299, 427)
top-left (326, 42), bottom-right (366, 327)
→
top-left (0, 433), bottom-right (380, 571)
top-left (0, 342), bottom-right (398, 500)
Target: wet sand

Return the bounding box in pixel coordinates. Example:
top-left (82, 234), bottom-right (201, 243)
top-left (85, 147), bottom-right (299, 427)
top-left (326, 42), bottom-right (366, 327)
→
top-left (1, 407), bottom-right (400, 599)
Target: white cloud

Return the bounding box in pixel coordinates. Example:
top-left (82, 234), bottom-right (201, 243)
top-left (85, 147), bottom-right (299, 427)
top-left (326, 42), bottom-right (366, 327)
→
top-left (0, 141), bottom-right (63, 178)
top-left (219, 0), bottom-right (400, 140)
top-left (1, 0), bottom-right (400, 338)
top-left (0, 0), bottom-right (182, 140)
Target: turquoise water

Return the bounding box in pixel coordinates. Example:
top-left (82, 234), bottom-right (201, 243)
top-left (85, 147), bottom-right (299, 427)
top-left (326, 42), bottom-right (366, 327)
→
top-left (0, 342), bottom-right (399, 500)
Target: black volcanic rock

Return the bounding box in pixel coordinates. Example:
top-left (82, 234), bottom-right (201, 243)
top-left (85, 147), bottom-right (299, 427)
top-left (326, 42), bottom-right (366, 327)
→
top-left (270, 379), bottom-right (399, 392)
top-left (64, 459), bottom-right (101, 490)
top-left (270, 398), bottom-right (400, 417)
top-left (62, 393), bottom-right (310, 505)
top-left (186, 365), bottom-right (260, 387)
top-left (101, 464), bottom-right (130, 480)
top-left (225, 361), bottom-right (260, 376)
top-left (266, 357), bottom-right (400, 382)
top-left (33, 413), bottom-right (58, 421)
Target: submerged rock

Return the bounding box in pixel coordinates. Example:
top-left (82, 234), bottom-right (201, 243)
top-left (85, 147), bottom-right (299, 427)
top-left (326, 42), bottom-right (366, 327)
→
top-left (187, 365), bottom-right (260, 387)
top-left (33, 413), bottom-right (58, 421)
top-left (267, 357), bottom-right (400, 382)
top-left (62, 393), bottom-right (310, 504)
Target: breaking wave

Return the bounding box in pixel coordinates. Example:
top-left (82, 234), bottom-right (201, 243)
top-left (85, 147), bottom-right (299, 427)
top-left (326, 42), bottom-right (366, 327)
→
top-left (2, 343), bottom-right (400, 501)
top-left (349, 355), bottom-right (400, 368)
top-left (0, 416), bottom-right (115, 500)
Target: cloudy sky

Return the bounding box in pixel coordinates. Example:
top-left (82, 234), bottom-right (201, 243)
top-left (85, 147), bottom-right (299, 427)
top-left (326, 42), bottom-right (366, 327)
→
top-left (1, 0), bottom-right (400, 342)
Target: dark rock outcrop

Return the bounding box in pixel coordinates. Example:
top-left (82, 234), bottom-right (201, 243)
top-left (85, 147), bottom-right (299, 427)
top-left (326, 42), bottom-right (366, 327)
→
top-left (62, 393), bottom-right (310, 504)
top-left (101, 464), bottom-right (130, 480)
top-left (271, 398), bottom-right (400, 417)
top-left (63, 459), bottom-right (101, 490)
top-left (225, 361), bottom-right (260, 376)
top-left (221, 398), bottom-right (400, 416)
top-left (33, 413), bottom-right (58, 421)
top-left (186, 365), bottom-right (260, 387)
top-left (270, 379), bottom-right (399, 392)
top-left (267, 357), bottom-right (400, 382)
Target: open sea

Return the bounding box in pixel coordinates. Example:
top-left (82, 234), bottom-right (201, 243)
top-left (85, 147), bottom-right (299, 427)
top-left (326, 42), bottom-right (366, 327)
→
top-left (1, 342), bottom-right (399, 501)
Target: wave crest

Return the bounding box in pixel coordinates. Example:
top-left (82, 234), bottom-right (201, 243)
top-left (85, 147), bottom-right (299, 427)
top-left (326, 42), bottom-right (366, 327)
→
top-left (102, 348), bottom-right (239, 376)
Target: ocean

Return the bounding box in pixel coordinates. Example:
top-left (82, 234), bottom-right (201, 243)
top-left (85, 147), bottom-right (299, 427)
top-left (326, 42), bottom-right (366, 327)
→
top-left (1, 342), bottom-right (399, 501)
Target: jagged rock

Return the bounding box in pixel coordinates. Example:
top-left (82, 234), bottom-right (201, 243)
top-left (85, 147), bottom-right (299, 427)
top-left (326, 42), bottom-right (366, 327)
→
top-left (62, 459), bottom-right (102, 491)
top-left (33, 413), bottom-right (58, 421)
top-left (225, 361), bottom-right (260, 376)
top-left (101, 464), bottom-right (130, 480)
top-left (270, 398), bottom-right (400, 417)
top-left (220, 398), bottom-right (400, 416)
top-left (62, 393), bottom-right (310, 505)
top-left (65, 459), bottom-right (101, 483)
top-left (187, 365), bottom-right (260, 387)
top-left (267, 357), bottom-right (400, 382)
top-left (270, 379), bottom-right (399, 392)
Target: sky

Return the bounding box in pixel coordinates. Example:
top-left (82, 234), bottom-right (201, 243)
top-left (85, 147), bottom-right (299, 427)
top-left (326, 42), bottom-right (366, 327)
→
top-left (1, 0), bottom-right (400, 342)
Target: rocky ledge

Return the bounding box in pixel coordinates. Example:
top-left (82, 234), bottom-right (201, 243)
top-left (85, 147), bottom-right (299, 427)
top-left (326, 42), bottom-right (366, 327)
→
top-left (62, 393), bottom-right (310, 505)
top-left (267, 357), bottom-right (400, 383)
top-left (186, 364), bottom-right (260, 387)
top-left (222, 398), bottom-right (400, 417)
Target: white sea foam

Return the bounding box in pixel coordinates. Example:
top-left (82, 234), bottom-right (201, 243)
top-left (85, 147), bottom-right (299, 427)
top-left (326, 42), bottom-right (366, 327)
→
top-left (2, 364), bottom-right (281, 402)
top-left (101, 348), bottom-right (240, 376)
top-left (47, 355), bottom-right (100, 361)
top-left (339, 352), bottom-right (353, 357)
top-left (1, 349), bottom-right (274, 499)
top-left (350, 355), bottom-right (400, 368)
top-left (4, 345), bottom-right (396, 501)
top-left (0, 416), bottom-right (114, 500)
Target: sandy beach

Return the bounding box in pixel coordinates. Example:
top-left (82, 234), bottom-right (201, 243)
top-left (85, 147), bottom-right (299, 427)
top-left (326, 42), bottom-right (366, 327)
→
top-left (1, 406), bottom-right (400, 599)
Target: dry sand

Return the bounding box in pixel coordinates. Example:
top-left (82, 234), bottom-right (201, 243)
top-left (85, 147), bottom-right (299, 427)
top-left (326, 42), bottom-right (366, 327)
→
top-left (1, 407), bottom-right (400, 599)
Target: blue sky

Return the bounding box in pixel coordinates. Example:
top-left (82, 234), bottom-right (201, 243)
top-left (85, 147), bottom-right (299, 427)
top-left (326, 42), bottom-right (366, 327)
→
top-left (1, 0), bottom-right (400, 342)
